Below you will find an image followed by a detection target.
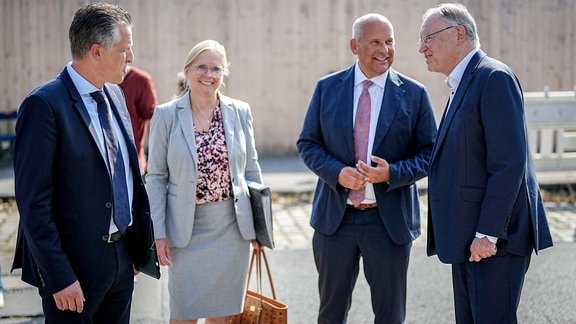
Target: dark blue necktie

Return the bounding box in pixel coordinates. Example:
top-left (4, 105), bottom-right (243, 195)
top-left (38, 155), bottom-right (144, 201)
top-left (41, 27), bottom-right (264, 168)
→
top-left (90, 91), bottom-right (131, 233)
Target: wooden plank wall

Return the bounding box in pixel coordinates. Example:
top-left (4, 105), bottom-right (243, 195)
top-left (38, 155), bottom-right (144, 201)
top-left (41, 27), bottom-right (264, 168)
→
top-left (1, 0), bottom-right (575, 155)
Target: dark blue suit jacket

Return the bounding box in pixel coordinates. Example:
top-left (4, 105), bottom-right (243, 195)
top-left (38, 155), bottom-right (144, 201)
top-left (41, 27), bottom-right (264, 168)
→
top-left (12, 67), bottom-right (154, 295)
top-left (427, 51), bottom-right (553, 263)
top-left (297, 66), bottom-right (437, 244)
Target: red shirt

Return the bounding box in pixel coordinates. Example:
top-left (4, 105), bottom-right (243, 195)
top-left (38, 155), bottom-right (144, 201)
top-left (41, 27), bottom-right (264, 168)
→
top-left (119, 67), bottom-right (158, 153)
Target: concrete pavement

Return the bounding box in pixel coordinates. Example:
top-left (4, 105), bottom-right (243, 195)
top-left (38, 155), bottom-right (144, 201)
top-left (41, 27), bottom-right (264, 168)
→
top-left (1, 156), bottom-right (575, 323)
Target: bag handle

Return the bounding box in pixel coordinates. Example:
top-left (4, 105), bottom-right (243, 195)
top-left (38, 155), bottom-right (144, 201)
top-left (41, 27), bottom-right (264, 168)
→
top-left (246, 248), bottom-right (277, 300)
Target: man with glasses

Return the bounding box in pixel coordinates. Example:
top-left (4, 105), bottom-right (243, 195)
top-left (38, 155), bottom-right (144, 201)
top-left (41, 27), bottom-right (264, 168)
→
top-left (418, 3), bottom-right (553, 323)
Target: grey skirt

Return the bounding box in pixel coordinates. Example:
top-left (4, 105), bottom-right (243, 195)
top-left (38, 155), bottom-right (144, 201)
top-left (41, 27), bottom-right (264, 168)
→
top-left (168, 199), bottom-right (250, 320)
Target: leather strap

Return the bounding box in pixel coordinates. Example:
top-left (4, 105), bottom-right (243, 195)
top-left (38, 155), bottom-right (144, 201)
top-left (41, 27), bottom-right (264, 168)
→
top-left (246, 248), bottom-right (277, 300)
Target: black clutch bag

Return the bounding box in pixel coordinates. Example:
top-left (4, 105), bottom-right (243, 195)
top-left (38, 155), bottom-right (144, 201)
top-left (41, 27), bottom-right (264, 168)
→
top-left (137, 240), bottom-right (161, 279)
top-left (247, 181), bottom-right (275, 249)
top-left (135, 222), bottom-right (161, 279)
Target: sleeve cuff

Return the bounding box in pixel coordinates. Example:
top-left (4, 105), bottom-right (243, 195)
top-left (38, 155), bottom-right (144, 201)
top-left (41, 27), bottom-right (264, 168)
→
top-left (475, 232), bottom-right (498, 243)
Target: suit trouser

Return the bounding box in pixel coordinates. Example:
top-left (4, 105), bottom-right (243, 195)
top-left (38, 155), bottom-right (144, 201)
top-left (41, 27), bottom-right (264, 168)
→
top-left (313, 206), bottom-right (411, 324)
top-left (451, 253), bottom-right (531, 324)
top-left (40, 239), bottom-right (135, 324)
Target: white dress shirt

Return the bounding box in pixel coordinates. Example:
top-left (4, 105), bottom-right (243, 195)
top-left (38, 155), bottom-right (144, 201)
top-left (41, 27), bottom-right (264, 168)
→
top-left (348, 63), bottom-right (389, 205)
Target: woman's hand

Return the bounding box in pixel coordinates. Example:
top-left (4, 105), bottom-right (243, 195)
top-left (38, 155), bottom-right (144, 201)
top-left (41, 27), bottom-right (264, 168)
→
top-left (251, 239), bottom-right (264, 252)
top-left (156, 238), bottom-right (172, 266)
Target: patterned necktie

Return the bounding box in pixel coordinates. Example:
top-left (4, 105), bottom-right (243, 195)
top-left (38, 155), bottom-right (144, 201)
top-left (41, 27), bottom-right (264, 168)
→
top-left (349, 80), bottom-right (373, 207)
top-left (90, 91), bottom-right (131, 233)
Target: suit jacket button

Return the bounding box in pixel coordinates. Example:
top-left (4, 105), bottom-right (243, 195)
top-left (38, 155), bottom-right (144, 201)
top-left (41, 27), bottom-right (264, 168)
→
top-left (105, 202), bottom-right (112, 208)
top-left (102, 234), bottom-right (109, 242)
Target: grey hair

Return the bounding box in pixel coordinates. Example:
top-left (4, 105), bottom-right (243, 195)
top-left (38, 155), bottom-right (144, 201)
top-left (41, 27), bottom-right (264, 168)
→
top-left (69, 2), bottom-right (132, 59)
top-left (351, 13), bottom-right (392, 40)
top-left (423, 3), bottom-right (480, 48)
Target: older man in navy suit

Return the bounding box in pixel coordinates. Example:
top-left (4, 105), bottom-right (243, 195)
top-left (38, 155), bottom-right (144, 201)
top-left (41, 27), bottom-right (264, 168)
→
top-left (297, 13), bottom-right (437, 323)
top-left (12, 3), bottom-right (156, 323)
top-left (418, 3), bottom-right (553, 323)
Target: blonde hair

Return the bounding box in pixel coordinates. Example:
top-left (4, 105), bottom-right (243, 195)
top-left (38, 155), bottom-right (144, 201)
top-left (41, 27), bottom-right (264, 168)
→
top-left (182, 39), bottom-right (230, 75)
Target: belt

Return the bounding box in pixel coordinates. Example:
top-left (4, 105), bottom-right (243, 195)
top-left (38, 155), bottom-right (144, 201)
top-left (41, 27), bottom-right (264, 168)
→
top-left (105, 231), bottom-right (124, 243)
top-left (347, 203), bottom-right (378, 210)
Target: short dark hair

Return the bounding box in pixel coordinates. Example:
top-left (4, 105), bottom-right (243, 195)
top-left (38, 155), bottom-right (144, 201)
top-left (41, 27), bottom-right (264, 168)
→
top-left (69, 2), bottom-right (132, 59)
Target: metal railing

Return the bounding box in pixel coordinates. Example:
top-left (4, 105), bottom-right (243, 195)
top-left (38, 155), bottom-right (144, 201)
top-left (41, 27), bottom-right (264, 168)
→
top-left (525, 89), bottom-right (576, 173)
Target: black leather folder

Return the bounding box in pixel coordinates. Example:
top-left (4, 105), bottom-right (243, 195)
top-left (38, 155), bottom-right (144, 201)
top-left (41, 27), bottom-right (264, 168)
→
top-left (247, 181), bottom-right (275, 249)
top-left (135, 223), bottom-right (161, 279)
top-left (137, 241), bottom-right (161, 279)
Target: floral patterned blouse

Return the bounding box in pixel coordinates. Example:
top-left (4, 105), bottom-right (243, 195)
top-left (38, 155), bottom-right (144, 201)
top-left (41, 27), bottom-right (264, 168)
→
top-left (194, 105), bottom-right (232, 204)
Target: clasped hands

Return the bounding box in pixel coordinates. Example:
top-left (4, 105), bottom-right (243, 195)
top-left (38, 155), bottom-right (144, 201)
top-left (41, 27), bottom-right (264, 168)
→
top-left (339, 155), bottom-right (389, 190)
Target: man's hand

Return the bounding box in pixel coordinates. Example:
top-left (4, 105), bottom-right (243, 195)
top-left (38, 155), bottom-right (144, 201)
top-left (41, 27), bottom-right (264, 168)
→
top-left (53, 280), bottom-right (85, 313)
top-left (338, 166), bottom-right (368, 190)
top-left (156, 238), bottom-right (172, 266)
top-left (356, 155), bottom-right (390, 184)
top-left (469, 237), bottom-right (497, 262)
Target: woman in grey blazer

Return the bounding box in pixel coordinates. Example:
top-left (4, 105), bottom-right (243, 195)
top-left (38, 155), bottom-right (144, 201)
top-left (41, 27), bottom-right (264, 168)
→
top-left (146, 39), bottom-right (263, 324)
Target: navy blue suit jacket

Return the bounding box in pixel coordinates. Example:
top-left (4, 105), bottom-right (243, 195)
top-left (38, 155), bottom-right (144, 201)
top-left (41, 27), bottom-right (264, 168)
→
top-left (297, 67), bottom-right (437, 244)
top-left (12, 67), bottom-right (154, 295)
top-left (427, 51), bottom-right (553, 263)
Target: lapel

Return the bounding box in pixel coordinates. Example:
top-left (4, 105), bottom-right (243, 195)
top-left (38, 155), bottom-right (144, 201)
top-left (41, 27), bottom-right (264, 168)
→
top-left (430, 50), bottom-right (486, 164)
top-left (176, 92), bottom-right (199, 164)
top-left (60, 69), bottom-right (106, 157)
top-left (104, 85), bottom-right (135, 146)
top-left (372, 69), bottom-right (403, 152)
top-left (219, 94), bottom-right (238, 161)
top-left (335, 67), bottom-right (356, 159)
top-left (179, 92), bottom-right (238, 168)
top-left (104, 85), bottom-right (140, 166)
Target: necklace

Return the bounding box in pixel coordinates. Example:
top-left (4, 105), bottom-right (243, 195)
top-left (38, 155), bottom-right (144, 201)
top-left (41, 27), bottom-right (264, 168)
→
top-left (193, 113), bottom-right (212, 133)
top-left (193, 106), bottom-right (217, 133)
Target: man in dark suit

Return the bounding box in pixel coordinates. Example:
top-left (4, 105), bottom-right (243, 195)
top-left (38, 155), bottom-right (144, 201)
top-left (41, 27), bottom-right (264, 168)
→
top-left (12, 3), bottom-right (156, 323)
top-left (297, 13), bottom-right (437, 323)
top-left (418, 3), bottom-right (553, 323)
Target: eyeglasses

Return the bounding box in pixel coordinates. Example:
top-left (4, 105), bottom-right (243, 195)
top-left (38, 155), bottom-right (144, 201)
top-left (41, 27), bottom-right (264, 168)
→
top-left (192, 64), bottom-right (225, 77)
top-left (417, 25), bottom-right (456, 47)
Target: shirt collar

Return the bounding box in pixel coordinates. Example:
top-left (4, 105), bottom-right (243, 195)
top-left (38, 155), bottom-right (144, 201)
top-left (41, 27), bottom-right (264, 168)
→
top-left (66, 62), bottom-right (100, 97)
top-left (446, 48), bottom-right (478, 92)
top-left (354, 62), bottom-right (389, 89)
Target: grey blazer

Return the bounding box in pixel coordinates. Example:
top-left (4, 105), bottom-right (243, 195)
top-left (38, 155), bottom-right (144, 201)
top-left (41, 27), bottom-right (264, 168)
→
top-left (145, 92), bottom-right (263, 248)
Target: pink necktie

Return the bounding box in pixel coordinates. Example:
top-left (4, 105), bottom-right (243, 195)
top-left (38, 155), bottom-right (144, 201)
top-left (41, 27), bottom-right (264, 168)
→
top-left (349, 80), bottom-right (373, 207)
